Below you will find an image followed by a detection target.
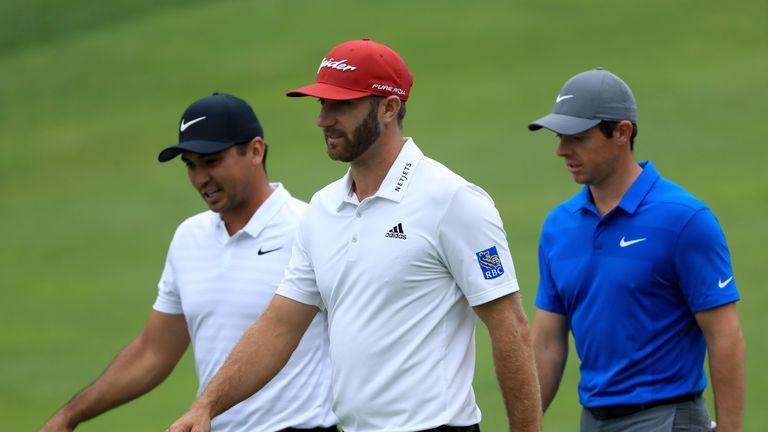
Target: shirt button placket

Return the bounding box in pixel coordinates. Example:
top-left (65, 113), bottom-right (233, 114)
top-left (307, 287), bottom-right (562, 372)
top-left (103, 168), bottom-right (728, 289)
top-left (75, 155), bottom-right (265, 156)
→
top-left (348, 208), bottom-right (362, 260)
top-left (222, 236), bottom-right (236, 269)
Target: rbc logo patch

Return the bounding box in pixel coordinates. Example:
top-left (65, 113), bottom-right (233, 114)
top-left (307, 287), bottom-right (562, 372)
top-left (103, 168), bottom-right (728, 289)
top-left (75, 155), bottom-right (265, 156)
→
top-left (476, 246), bottom-right (505, 280)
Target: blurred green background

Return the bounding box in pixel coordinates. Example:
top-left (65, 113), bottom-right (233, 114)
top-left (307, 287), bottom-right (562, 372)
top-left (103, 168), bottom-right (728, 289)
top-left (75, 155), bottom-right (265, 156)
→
top-left (1, 0), bottom-right (765, 430)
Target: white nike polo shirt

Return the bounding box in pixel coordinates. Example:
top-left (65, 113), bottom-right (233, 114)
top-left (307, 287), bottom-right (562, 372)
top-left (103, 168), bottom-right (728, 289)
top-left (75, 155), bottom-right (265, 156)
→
top-left (277, 140), bottom-right (520, 432)
top-left (154, 184), bottom-right (336, 432)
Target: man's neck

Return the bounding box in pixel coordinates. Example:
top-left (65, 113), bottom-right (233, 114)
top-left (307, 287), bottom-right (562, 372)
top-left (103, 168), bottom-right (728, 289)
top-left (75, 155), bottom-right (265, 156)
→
top-left (350, 134), bottom-right (406, 202)
top-left (222, 180), bottom-right (275, 236)
top-left (589, 158), bottom-right (643, 217)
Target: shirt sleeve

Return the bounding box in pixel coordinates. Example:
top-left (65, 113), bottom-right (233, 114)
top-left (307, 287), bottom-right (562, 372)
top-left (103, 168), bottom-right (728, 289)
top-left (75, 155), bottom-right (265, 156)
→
top-left (276, 214), bottom-right (325, 310)
top-left (674, 208), bottom-right (740, 313)
top-left (152, 243), bottom-right (183, 314)
top-left (437, 184), bottom-right (520, 307)
top-left (534, 227), bottom-right (567, 314)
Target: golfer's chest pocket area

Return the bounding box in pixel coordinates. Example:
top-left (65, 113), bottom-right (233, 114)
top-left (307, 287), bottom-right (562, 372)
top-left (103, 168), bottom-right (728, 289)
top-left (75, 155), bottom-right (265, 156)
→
top-left (372, 225), bottom-right (445, 289)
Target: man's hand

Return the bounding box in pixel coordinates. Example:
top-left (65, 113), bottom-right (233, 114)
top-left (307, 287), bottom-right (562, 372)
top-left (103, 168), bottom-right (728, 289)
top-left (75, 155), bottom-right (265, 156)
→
top-left (166, 406), bottom-right (212, 432)
top-left (39, 413), bottom-right (74, 432)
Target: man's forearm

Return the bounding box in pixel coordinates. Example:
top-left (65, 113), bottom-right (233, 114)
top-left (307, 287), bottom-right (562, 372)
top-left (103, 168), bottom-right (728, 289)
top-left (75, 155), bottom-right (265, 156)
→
top-left (491, 326), bottom-right (542, 431)
top-left (696, 303), bottom-right (744, 432)
top-left (476, 294), bottom-right (542, 431)
top-left (189, 299), bottom-right (312, 419)
top-left (167, 297), bottom-right (318, 432)
top-left (708, 329), bottom-right (745, 431)
top-left (41, 338), bottom-right (180, 430)
top-left (40, 312), bottom-right (189, 432)
top-left (532, 336), bottom-right (567, 412)
top-left (530, 309), bottom-right (569, 414)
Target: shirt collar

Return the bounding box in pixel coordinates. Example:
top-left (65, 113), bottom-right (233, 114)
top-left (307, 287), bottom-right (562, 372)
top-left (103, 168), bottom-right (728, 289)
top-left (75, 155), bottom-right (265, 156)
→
top-left (335, 137), bottom-right (424, 211)
top-left (566, 160), bottom-right (659, 215)
top-left (617, 161), bottom-right (658, 214)
top-left (215, 182), bottom-right (290, 239)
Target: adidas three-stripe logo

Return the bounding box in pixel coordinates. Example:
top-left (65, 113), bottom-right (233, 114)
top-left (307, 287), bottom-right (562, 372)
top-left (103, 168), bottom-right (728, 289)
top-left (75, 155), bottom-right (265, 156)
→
top-left (385, 223), bottom-right (407, 240)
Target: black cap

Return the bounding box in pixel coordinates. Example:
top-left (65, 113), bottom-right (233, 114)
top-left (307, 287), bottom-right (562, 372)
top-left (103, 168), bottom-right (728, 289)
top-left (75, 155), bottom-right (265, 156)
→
top-left (158, 93), bottom-right (264, 162)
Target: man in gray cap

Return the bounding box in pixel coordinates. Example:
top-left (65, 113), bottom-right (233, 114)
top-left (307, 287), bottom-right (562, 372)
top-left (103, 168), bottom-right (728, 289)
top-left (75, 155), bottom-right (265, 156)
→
top-left (528, 68), bottom-right (744, 431)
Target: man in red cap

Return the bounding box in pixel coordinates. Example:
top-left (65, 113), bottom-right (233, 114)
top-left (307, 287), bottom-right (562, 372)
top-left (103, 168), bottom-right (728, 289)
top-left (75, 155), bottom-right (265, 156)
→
top-left (168, 39), bottom-right (541, 432)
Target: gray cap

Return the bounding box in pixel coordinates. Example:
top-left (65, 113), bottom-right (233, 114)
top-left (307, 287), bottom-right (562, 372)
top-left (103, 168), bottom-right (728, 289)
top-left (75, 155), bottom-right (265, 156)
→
top-left (528, 67), bottom-right (636, 135)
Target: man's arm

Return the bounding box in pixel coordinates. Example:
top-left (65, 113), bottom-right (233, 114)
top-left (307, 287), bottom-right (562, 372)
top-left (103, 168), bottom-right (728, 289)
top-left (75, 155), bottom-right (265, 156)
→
top-left (167, 295), bottom-right (319, 432)
top-left (40, 311), bottom-right (190, 432)
top-left (695, 302), bottom-right (744, 432)
top-left (474, 292), bottom-right (542, 432)
top-left (530, 308), bottom-right (569, 413)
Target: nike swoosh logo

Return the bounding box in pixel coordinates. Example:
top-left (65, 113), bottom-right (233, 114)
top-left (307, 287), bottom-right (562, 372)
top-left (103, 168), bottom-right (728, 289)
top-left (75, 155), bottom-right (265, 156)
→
top-left (556, 94), bottom-right (574, 103)
top-left (180, 116), bottom-right (207, 132)
top-left (718, 276), bottom-right (734, 288)
top-left (619, 236), bottom-right (647, 247)
top-left (257, 247), bottom-right (281, 256)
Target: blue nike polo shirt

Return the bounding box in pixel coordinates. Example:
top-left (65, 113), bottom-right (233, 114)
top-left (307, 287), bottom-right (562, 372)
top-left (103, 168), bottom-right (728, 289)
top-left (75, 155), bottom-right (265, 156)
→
top-left (536, 161), bottom-right (740, 407)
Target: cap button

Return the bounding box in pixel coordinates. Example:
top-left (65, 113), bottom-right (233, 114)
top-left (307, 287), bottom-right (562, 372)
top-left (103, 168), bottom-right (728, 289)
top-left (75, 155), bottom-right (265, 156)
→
top-left (595, 67), bottom-right (604, 70)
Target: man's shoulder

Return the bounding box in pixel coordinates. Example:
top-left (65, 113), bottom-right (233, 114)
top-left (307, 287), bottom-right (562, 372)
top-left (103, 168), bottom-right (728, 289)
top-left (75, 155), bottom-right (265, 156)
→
top-left (281, 194), bottom-right (309, 218)
top-left (543, 190), bottom-right (584, 225)
top-left (647, 176), bottom-right (709, 212)
top-left (412, 156), bottom-right (485, 202)
top-left (177, 209), bottom-right (217, 231)
top-left (418, 156), bottom-right (468, 186)
top-left (306, 176), bottom-right (348, 208)
top-left (165, 210), bottom-right (218, 247)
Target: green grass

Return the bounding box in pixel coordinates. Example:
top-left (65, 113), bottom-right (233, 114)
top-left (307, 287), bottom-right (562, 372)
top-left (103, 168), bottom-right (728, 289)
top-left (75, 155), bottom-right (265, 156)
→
top-left (1, 0), bottom-right (765, 430)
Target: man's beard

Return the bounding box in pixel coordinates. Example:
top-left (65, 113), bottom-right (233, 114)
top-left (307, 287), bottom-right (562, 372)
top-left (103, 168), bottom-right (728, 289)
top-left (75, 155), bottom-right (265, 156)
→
top-left (327, 102), bottom-right (381, 163)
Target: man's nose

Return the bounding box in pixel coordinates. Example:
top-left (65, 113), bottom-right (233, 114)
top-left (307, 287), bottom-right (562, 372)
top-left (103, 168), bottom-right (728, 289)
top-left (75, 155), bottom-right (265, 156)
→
top-left (316, 104), bottom-right (335, 128)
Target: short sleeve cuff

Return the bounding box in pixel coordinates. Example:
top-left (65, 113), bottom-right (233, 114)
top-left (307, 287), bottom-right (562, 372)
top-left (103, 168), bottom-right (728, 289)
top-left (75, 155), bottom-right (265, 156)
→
top-left (152, 295), bottom-right (183, 314)
top-left (534, 300), bottom-right (567, 315)
top-left (464, 279), bottom-right (520, 307)
top-left (691, 293), bottom-right (741, 314)
top-left (276, 285), bottom-right (325, 310)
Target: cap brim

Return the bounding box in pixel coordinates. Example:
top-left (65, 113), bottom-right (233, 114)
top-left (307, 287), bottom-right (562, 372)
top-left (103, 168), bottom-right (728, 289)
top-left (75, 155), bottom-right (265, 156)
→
top-left (286, 82), bottom-right (372, 100)
top-left (158, 140), bottom-right (235, 162)
top-left (528, 113), bottom-right (601, 136)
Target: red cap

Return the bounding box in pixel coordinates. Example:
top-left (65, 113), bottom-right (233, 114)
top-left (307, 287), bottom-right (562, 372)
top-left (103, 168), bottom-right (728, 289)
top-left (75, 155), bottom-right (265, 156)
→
top-left (287, 38), bottom-right (413, 101)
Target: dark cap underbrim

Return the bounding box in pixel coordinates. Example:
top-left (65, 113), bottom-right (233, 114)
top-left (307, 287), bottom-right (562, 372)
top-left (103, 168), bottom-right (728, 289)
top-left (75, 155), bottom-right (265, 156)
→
top-left (157, 140), bottom-right (236, 162)
top-left (528, 113), bottom-right (601, 136)
top-left (286, 82), bottom-right (373, 100)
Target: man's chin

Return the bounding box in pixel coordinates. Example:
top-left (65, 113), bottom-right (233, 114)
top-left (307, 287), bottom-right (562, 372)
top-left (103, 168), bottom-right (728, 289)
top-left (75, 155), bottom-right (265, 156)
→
top-left (326, 146), bottom-right (352, 163)
top-left (204, 200), bottom-right (225, 213)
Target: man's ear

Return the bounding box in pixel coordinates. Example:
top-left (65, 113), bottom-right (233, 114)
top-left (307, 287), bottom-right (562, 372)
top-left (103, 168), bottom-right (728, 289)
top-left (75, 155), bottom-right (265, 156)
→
top-left (248, 136), bottom-right (267, 166)
top-left (380, 96), bottom-right (401, 127)
top-left (616, 120), bottom-right (634, 147)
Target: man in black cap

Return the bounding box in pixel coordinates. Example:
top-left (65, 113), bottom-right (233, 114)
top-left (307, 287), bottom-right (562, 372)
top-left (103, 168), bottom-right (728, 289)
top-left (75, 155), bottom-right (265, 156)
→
top-left (40, 93), bottom-right (337, 432)
top-left (528, 68), bottom-right (744, 431)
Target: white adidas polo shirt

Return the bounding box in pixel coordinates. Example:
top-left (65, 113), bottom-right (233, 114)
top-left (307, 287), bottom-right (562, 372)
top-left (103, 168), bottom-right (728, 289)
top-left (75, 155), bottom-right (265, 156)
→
top-left (153, 184), bottom-right (336, 432)
top-left (277, 140), bottom-right (520, 432)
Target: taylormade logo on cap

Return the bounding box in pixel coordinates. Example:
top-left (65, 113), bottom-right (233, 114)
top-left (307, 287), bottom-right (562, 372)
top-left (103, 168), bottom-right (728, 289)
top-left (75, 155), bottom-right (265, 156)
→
top-left (287, 38), bottom-right (414, 101)
top-left (318, 57), bottom-right (357, 74)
